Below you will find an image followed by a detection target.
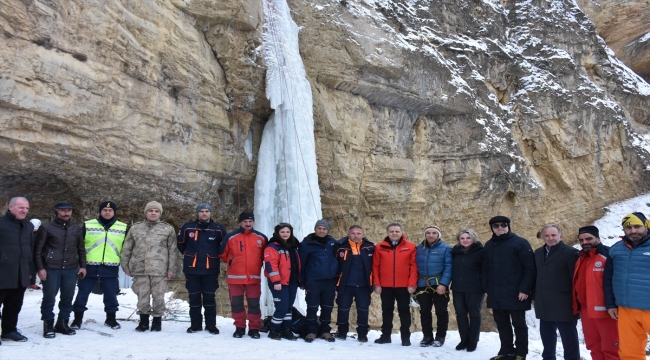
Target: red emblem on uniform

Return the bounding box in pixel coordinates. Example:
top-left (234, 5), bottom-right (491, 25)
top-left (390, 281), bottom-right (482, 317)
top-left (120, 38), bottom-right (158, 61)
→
top-left (189, 232), bottom-right (195, 238)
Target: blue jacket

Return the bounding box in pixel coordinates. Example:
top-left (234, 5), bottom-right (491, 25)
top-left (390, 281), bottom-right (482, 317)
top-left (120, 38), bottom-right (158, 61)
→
top-left (177, 219), bottom-right (226, 275)
top-left (299, 233), bottom-right (338, 282)
top-left (604, 234), bottom-right (650, 310)
top-left (334, 237), bottom-right (375, 289)
top-left (415, 239), bottom-right (452, 288)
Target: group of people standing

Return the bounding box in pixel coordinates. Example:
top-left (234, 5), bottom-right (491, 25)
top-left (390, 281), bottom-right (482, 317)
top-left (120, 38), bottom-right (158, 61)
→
top-left (1, 196), bottom-right (649, 360)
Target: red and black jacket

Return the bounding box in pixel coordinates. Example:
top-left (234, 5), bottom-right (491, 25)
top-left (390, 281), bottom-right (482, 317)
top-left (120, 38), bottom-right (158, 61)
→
top-left (220, 227), bottom-right (267, 284)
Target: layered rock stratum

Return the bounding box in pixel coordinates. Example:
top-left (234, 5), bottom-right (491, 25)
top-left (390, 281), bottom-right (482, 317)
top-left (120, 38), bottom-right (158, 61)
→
top-left (1, 0), bottom-right (649, 329)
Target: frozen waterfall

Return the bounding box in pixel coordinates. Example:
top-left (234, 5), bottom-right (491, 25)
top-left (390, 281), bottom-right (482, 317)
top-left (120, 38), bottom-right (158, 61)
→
top-left (255, 0), bottom-right (323, 316)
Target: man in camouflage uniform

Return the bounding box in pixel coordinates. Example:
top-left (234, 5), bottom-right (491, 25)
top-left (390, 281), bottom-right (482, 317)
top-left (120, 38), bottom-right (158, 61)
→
top-left (120, 201), bottom-right (176, 332)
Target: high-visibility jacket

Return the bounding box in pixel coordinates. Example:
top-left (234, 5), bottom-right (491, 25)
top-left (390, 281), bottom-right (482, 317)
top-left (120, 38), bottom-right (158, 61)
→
top-left (84, 219), bottom-right (127, 266)
top-left (220, 227), bottom-right (267, 284)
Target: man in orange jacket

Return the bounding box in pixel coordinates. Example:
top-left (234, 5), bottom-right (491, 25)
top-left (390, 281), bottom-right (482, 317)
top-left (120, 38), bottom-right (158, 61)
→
top-left (372, 222), bottom-right (418, 346)
top-left (219, 212), bottom-right (267, 339)
top-left (572, 225), bottom-right (618, 360)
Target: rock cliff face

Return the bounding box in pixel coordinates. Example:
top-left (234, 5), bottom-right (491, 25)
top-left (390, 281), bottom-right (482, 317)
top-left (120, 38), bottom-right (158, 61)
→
top-left (1, 0), bottom-right (649, 330)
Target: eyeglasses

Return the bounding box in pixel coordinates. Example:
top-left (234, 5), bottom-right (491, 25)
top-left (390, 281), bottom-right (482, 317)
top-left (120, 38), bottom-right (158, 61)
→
top-left (491, 223), bottom-right (508, 229)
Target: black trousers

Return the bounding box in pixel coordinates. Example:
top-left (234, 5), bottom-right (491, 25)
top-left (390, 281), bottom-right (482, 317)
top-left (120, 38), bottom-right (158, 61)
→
top-left (0, 287), bottom-right (27, 335)
top-left (453, 291), bottom-right (483, 346)
top-left (185, 274), bottom-right (219, 326)
top-left (380, 287), bottom-right (411, 338)
top-left (493, 309), bottom-right (528, 356)
top-left (416, 287), bottom-right (449, 338)
top-left (336, 286), bottom-right (372, 336)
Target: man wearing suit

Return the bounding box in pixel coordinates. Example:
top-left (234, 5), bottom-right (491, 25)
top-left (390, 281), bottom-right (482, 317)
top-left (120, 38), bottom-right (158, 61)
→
top-left (533, 225), bottom-right (580, 360)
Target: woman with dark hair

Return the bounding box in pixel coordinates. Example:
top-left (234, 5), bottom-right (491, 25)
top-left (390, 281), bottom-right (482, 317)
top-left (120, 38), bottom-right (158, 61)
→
top-left (263, 223), bottom-right (301, 340)
top-left (451, 229), bottom-right (484, 352)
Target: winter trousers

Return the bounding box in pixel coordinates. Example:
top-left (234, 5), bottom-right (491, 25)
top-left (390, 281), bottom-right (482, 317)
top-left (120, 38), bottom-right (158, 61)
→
top-left (267, 280), bottom-right (298, 330)
top-left (539, 319), bottom-right (580, 360)
top-left (336, 285), bottom-right (372, 337)
top-left (416, 287), bottom-right (449, 339)
top-left (380, 287), bottom-right (411, 339)
top-left (40, 268), bottom-right (78, 321)
top-left (492, 309), bottom-right (528, 357)
top-left (617, 306), bottom-right (650, 360)
top-left (0, 287), bottom-right (26, 335)
top-left (580, 310), bottom-right (619, 360)
top-left (453, 291), bottom-right (483, 346)
top-left (132, 275), bottom-right (167, 317)
top-left (185, 274), bottom-right (219, 327)
top-left (305, 278), bottom-right (336, 335)
top-left (228, 283), bottom-right (262, 330)
top-left (73, 276), bottom-right (119, 313)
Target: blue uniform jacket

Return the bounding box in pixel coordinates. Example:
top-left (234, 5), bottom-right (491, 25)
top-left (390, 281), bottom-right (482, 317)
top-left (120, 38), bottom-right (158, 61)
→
top-left (299, 233), bottom-right (338, 282)
top-left (334, 237), bottom-right (375, 289)
top-left (604, 234), bottom-right (650, 310)
top-left (177, 219), bottom-right (226, 275)
top-left (415, 239), bottom-right (453, 288)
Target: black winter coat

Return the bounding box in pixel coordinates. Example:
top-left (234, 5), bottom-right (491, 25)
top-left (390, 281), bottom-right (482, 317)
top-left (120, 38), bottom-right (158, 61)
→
top-left (35, 217), bottom-right (86, 270)
top-left (177, 219), bottom-right (226, 275)
top-left (0, 211), bottom-right (34, 289)
top-left (533, 241), bottom-right (580, 322)
top-left (450, 241), bottom-right (484, 294)
top-left (334, 237), bottom-right (375, 289)
top-left (482, 231), bottom-right (535, 310)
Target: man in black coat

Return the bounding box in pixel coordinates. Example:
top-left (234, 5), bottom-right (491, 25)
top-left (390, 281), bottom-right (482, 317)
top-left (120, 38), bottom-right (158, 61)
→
top-left (482, 216), bottom-right (535, 360)
top-left (0, 197), bottom-right (34, 344)
top-left (533, 225), bottom-right (580, 360)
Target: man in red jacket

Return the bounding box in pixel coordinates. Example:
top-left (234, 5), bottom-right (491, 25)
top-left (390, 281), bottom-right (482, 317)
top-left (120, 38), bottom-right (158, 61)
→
top-left (572, 225), bottom-right (619, 360)
top-left (220, 212), bottom-right (267, 339)
top-left (372, 222), bottom-right (418, 346)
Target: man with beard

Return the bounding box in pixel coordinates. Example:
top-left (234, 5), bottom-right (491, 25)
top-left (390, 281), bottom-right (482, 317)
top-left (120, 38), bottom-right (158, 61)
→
top-left (482, 216), bottom-right (535, 360)
top-left (35, 202), bottom-right (87, 338)
top-left (0, 197), bottom-right (34, 344)
top-left (604, 213), bottom-right (650, 360)
top-left (572, 225), bottom-right (618, 360)
top-left (177, 203), bottom-right (226, 334)
top-left (70, 201), bottom-right (127, 330)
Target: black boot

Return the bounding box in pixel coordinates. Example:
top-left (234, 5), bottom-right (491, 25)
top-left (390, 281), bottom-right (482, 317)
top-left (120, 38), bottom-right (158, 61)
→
top-left (150, 317), bottom-right (162, 331)
top-left (70, 311), bottom-right (83, 330)
top-left (268, 328), bottom-right (281, 340)
top-left (43, 320), bottom-right (55, 338)
top-left (281, 328), bottom-right (297, 341)
top-left (54, 317), bottom-right (76, 335)
top-left (233, 327), bottom-right (246, 338)
top-left (187, 324), bottom-right (203, 333)
top-left (205, 325), bottom-right (219, 335)
top-left (105, 312), bottom-right (121, 329)
top-left (374, 334), bottom-right (391, 344)
top-left (135, 314), bottom-right (150, 332)
top-left (248, 329), bottom-right (260, 339)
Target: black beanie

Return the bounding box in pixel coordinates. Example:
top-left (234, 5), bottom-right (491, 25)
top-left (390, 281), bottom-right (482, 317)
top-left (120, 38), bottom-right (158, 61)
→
top-left (238, 211), bottom-right (255, 222)
top-left (99, 201), bottom-right (118, 213)
top-left (578, 225), bottom-right (599, 238)
top-left (489, 216), bottom-right (511, 226)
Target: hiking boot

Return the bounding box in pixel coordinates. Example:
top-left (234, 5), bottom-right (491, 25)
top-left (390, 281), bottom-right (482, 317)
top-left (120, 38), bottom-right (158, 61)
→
top-left (206, 325), bottom-right (219, 335)
top-left (54, 318), bottom-right (76, 335)
top-left (268, 328), bottom-right (281, 340)
top-left (150, 317), bottom-right (161, 331)
top-left (135, 314), bottom-right (150, 332)
top-left (1, 330), bottom-right (28, 342)
top-left (248, 329), bottom-right (260, 339)
top-left (456, 341), bottom-right (467, 351)
top-left (402, 337), bottom-right (411, 346)
top-left (233, 327), bottom-right (246, 338)
top-left (420, 335), bottom-right (434, 347)
top-left (105, 312), bottom-right (121, 330)
top-left (358, 334), bottom-right (368, 343)
top-left (187, 325), bottom-right (203, 333)
top-left (43, 320), bottom-right (55, 339)
top-left (304, 333), bottom-right (317, 343)
top-left (70, 312), bottom-right (84, 330)
top-left (374, 334), bottom-right (391, 344)
top-left (466, 343), bottom-right (477, 352)
top-left (335, 332), bottom-right (347, 341)
top-left (321, 332), bottom-right (335, 342)
top-left (281, 328), bottom-right (297, 341)
top-left (432, 336), bottom-right (445, 347)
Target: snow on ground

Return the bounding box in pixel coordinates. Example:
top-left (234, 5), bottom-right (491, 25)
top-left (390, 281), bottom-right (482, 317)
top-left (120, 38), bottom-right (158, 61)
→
top-left (5, 193), bottom-right (650, 359)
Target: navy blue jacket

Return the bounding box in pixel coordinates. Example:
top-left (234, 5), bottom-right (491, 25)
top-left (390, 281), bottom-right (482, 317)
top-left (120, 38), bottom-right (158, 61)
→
top-left (416, 239), bottom-right (453, 288)
top-left (177, 219), bottom-right (226, 275)
top-left (604, 234), bottom-right (650, 310)
top-left (334, 237), bottom-right (375, 289)
top-left (450, 241), bottom-right (484, 294)
top-left (299, 233), bottom-right (338, 282)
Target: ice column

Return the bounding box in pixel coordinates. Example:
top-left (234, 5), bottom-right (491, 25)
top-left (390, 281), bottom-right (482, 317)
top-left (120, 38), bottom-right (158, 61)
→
top-left (255, 0), bottom-right (323, 316)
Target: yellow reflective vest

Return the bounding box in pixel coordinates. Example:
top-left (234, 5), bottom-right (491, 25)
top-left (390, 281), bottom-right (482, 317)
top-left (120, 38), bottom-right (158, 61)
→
top-left (84, 219), bottom-right (127, 266)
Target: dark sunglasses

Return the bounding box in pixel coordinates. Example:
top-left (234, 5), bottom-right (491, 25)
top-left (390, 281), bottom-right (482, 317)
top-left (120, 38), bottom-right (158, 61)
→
top-left (491, 223), bottom-right (508, 229)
